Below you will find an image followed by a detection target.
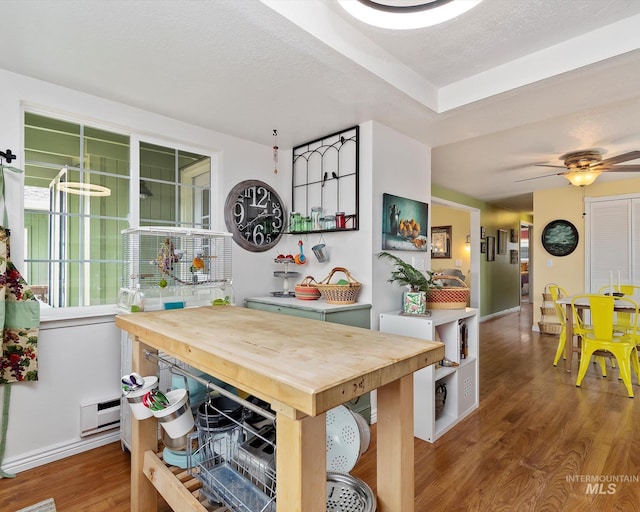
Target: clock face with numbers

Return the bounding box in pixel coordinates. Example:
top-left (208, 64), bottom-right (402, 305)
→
top-left (224, 180), bottom-right (286, 252)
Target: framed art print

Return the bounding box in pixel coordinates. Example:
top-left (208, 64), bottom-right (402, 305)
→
top-left (487, 236), bottom-right (495, 261)
top-left (381, 193), bottom-right (429, 251)
top-left (431, 225), bottom-right (452, 259)
top-left (541, 219), bottom-right (579, 257)
top-left (498, 229), bottom-right (508, 255)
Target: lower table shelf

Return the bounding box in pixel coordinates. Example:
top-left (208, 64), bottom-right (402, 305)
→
top-left (144, 449), bottom-right (221, 512)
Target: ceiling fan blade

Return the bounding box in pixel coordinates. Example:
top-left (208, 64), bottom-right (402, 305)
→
top-left (603, 164), bottom-right (640, 172)
top-left (515, 172), bottom-right (565, 183)
top-left (535, 164), bottom-right (566, 169)
top-left (598, 150), bottom-right (640, 167)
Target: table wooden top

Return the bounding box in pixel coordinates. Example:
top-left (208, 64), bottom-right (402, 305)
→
top-left (556, 294), bottom-right (636, 310)
top-left (116, 306), bottom-right (444, 417)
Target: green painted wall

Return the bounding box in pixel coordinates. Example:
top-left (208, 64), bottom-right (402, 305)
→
top-left (432, 184), bottom-right (525, 317)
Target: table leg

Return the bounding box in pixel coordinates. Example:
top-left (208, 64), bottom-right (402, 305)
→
top-left (564, 304), bottom-right (574, 372)
top-left (131, 338), bottom-right (159, 512)
top-left (275, 411), bottom-right (326, 511)
top-left (377, 374), bottom-right (414, 512)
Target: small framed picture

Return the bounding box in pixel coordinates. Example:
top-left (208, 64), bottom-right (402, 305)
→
top-left (431, 225), bottom-right (452, 259)
top-left (498, 229), bottom-right (508, 255)
top-left (480, 240), bottom-right (487, 253)
top-left (487, 236), bottom-right (495, 261)
top-left (510, 249), bottom-right (519, 264)
top-left (480, 226), bottom-right (486, 239)
top-left (510, 228), bottom-right (518, 243)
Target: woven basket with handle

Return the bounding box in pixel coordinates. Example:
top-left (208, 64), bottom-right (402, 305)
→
top-left (294, 275), bottom-right (321, 301)
top-left (316, 267), bottom-right (362, 304)
top-left (425, 276), bottom-right (469, 310)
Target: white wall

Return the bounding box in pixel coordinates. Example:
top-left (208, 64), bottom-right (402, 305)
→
top-left (0, 69), bottom-right (286, 471)
top-left (369, 121), bottom-right (432, 328)
top-left (0, 69), bottom-right (431, 471)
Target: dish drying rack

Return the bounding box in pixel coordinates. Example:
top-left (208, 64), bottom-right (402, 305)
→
top-left (189, 425), bottom-right (276, 512)
top-left (149, 352), bottom-right (277, 512)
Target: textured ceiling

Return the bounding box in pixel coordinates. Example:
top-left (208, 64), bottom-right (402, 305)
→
top-left (2, 0), bottom-right (640, 212)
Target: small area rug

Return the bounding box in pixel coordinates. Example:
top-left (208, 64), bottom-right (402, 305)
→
top-left (15, 498), bottom-right (56, 512)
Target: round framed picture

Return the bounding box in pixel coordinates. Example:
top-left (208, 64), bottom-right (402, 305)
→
top-left (541, 219), bottom-right (579, 257)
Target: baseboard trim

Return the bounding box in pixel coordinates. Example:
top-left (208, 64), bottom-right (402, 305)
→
top-left (2, 431), bottom-right (121, 474)
top-left (479, 306), bottom-right (520, 323)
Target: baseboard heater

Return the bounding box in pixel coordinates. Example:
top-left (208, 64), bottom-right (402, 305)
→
top-left (80, 397), bottom-right (121, 437)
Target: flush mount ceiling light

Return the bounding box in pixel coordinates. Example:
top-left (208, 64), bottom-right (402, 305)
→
top-left (338, 0), bottom-right (483, 30)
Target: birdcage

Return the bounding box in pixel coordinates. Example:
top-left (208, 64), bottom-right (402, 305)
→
top-left (118, 227), bottom-right (233, 311)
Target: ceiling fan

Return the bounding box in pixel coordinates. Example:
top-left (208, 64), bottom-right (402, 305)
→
top-left (517, 149), bottom-right (640, 187)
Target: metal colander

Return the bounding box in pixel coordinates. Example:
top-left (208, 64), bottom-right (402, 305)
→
top-left (326, 472), bottom-right (377, 512)
top-left (326, 405), bottom-right (361, 472)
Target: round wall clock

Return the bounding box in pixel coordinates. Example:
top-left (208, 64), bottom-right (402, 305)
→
top-left (224, 179), bottom-right (286, 252)
top-left (541, 219), bottom-right (579, 257)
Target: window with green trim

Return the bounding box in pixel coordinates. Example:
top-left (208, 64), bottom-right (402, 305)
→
top-left (23, 112), bottom-right (211, 308)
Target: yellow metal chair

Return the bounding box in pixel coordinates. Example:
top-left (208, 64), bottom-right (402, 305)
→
top-left (597, 284), bottom-right (640, 335)
top-left (550, 285), bottom-right (607, 373)
top-left (571, 294), bottom-right (640, 398)
top-left (550, 284), bottom-right (568, 366)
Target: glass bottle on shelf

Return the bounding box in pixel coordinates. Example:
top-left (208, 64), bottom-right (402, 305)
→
top-left (324, 215), bottom-right (336, 230)
top-left (335, 212), bottom-right (346, 229)
top-left (311, 207), bottom-right (323, 231)
top-left (289, 212), bottom-right (300, 233)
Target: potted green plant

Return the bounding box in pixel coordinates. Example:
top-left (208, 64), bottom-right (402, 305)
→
top-left (377, 251), bottom-right (439, 314)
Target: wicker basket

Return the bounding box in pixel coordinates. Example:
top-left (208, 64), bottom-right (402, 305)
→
top-left (294, 276), bottom-right (321, 301)
top-left (540, 306), bottom-right (556, 316)
top-left (538, 321), bottom-right (562, 335)
top-left (425, 276), bottom-right (469, 310)
top-left (316, 267), bottom-right (362, 304)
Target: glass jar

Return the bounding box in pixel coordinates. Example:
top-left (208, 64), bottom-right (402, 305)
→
top-left (289, 212), bottom-right (300, 232)
top-left (311, 207), bottom-right (323, 231)
top-left (324, 215), bottom-right (336, 230)
top-left (301, 216), bottom-right (312, 231)
top-left (335, 212), bottom-right (346, 229)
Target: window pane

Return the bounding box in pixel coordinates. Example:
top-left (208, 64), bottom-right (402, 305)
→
top-left (140, 181), bottom-right (176, 224)
top-left (24, 113), bottom-right (130, 308)
top-left (24, 112), bottom-right (211, 309)
top-left (84, 126), bottom-right (130, 176)
top-left (140, 142), bottom-right (175, 181)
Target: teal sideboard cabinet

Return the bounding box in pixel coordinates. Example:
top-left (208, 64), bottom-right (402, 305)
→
top-left (244, 296), bottom-right (372, 422)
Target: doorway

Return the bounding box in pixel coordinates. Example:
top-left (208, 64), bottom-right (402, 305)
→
top-left (431, 197), bottom-right (481, 309)
top-left (520, 223), bottom-right (532, 303)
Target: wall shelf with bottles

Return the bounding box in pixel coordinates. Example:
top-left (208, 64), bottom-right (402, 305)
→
top-left (290, 126), bottom-right (359, 234)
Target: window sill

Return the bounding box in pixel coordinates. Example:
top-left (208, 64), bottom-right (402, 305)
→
top-left (39, 304), bottom-right (119, 329)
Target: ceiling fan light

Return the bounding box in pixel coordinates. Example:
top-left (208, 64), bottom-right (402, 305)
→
top-left (564, 170), bottom-right (601, 187)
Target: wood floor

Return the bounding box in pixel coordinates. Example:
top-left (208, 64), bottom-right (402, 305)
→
top-left (2, 303), bottom-right (639, 511)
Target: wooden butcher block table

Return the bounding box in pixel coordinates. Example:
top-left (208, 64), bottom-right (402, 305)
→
top-left (116, 305), bottom-right (444, 512)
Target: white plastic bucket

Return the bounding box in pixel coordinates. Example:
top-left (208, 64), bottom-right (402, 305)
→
top-left (125, 375), bottom-right (158, 420)
top-left (153, 388), bottom-right (195, 439)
